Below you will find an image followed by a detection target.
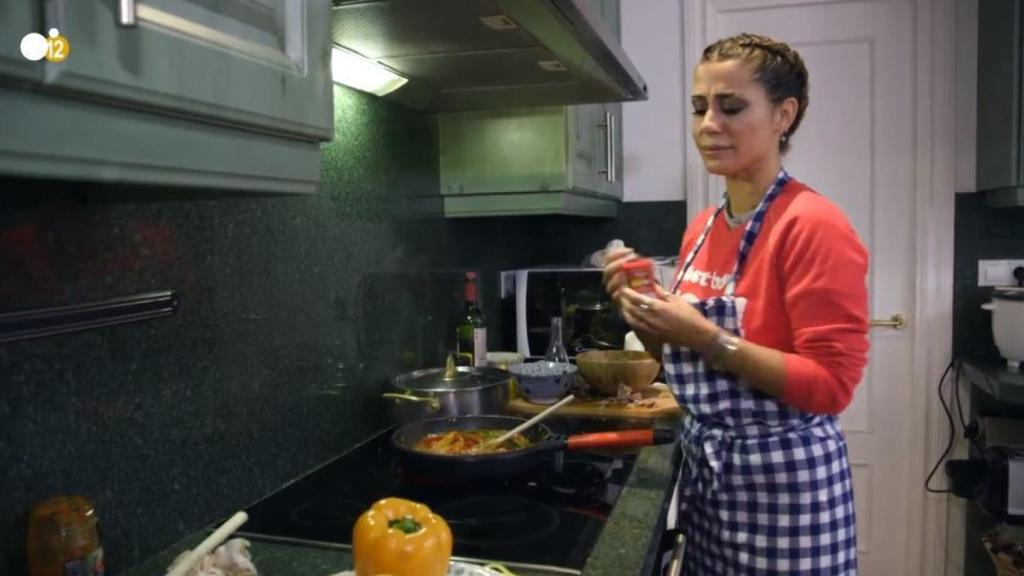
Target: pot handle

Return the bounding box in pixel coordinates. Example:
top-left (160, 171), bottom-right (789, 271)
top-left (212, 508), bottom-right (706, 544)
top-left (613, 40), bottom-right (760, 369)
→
top-left (381, 393), bottom-right (440, 411)
top-left (982, 302), bottom-right (997, 312)
top-left (566, 428), bottom-right (676, 451)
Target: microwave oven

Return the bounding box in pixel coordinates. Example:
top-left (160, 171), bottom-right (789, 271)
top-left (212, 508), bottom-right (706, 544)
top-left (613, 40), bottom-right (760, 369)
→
top-left (499, 262), bottom-right (677, 359)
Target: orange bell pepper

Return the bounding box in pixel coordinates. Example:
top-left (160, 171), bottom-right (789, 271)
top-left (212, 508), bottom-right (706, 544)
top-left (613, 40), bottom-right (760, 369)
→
top-left (352, 497), bottom-right (453, 576)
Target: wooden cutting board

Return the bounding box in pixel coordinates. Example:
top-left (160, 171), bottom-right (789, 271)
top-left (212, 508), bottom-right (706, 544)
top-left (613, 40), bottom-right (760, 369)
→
top-left (508, 383), bottom-right (683, 421)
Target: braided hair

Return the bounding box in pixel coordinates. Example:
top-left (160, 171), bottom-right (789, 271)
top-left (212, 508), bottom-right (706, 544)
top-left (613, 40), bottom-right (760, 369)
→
top-left (701, 33), bottom-right (809, 154)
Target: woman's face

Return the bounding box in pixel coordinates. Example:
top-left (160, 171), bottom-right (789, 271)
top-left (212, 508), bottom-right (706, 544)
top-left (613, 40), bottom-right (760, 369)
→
top-left (690, 59), bottom-right (793, 178)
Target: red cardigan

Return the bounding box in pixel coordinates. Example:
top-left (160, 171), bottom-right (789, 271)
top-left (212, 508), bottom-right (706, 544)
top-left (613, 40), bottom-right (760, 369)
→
top-left (674, 178), bottom-right (870, 415)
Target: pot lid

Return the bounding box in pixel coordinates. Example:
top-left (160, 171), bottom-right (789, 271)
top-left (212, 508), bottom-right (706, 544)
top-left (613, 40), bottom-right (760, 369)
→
top-left (393, 355), bottom-right (511, 392)
top-left (993, 287), bottom-right (1024, 301)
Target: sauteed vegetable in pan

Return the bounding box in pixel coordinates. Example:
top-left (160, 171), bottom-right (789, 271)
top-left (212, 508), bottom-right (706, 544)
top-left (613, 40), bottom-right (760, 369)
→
top-left (393, 415), bottom-right (675, 481)
top-left (413, 429), bottom-right (532, 455)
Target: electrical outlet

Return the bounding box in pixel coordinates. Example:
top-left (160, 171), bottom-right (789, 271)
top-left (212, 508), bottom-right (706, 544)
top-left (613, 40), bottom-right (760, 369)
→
top-left (977, 259), bottom-right (1024, 287)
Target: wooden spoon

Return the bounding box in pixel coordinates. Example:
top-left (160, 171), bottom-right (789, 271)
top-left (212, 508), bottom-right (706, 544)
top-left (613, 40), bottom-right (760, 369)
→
top-left (478, 394), bottom-right (575, 452)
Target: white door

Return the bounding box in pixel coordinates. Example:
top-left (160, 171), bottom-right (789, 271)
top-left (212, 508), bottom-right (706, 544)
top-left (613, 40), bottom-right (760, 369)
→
top-left (684, 1), bottom-right (918, 574)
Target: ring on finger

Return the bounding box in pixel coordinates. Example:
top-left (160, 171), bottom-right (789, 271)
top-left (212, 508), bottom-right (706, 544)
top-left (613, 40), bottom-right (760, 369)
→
top-left (638, 301), bottom-right (651, 312)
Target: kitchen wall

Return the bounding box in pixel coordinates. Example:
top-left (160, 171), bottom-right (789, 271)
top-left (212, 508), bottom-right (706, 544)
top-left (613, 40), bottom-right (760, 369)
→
top-left (952, 192), bottom-right (1024, 360)
top-left (0, 85), bottom-right (441, 573)
top-left (621, 0), bottom-right (686, 203)
top-left (0, 85), bottom-right (687, 572)
top-left (399, 201), bottom-right (687, 350)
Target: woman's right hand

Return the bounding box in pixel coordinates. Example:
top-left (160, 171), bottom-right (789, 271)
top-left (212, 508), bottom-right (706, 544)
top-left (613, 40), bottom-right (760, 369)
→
top-left (601, 246), bottom-right (636, 301)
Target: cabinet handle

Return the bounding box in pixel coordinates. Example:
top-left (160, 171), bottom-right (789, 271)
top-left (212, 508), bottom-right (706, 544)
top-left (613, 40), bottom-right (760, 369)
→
top-left (597, 111), bottom-right (613, 182)
top-left (608, 112), bottom-right (616, 183)
top-left (118, 0), bottom-right (137, 27)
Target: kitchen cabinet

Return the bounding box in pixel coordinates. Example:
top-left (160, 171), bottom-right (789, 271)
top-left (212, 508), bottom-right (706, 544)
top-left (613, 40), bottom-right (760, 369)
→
top-left (976, 0), bottom-right (1024, 206)
top-left (0, 2), bottom-right (42, 83)
top-left (0, 0), bottom-right (333, 194)
top-left (589, 0), bottom-right (621, 39)
top-left (438, 0), bottom-right (625, 217)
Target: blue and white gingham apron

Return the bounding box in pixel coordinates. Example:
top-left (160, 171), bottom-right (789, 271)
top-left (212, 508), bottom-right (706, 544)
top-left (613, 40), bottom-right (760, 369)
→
top-left (665, 170), bottom-right (858, 575)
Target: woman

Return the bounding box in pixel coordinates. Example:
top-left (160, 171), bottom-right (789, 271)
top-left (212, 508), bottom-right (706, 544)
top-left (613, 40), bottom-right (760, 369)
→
top-left (604, 34), bottom-right (868, 575)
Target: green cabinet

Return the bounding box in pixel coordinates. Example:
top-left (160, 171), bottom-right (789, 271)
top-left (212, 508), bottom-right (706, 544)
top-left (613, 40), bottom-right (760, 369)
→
top-left (0, 2), bottom-right (42, 83)
top-left (438, 0), bottom-right (625, 217)
top-left (0, 0), bottom-right (333, 194)
top-left (439, 101), bottom-right (622, 217)
top-left (588, 0), bottom-right (621, 39)
top-left (977, 0), bottom-right (1024, 205)
top-left (571, 101), bottom-right (623, 200)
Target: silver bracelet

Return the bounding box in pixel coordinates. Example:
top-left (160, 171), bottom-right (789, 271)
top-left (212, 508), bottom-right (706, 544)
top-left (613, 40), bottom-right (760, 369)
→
top-left (708, 329), bottom-right (741, 369)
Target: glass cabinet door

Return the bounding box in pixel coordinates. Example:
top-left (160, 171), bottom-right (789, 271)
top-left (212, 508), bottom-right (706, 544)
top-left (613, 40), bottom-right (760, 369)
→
top-left (41, 0), bottom-right (332, 140)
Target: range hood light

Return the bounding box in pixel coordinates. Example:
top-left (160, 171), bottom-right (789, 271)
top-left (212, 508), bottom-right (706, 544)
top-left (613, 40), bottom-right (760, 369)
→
top-left (479, 15), bottom-right (518, 30)
top-left (538, 60), bottom-right (567, 72)
top-left (330, 46), bottom-right (408, 97)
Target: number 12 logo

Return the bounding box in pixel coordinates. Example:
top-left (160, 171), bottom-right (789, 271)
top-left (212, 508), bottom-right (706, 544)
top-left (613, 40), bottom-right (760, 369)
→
top-left (20, 28), bottom-right (71, 63)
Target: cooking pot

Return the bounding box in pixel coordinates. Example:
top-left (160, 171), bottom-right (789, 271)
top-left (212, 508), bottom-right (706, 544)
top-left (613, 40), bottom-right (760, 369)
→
top-left (982, 287), bottom-right (1024, 370)
top-left (383, 355), bottom-right (512, 424)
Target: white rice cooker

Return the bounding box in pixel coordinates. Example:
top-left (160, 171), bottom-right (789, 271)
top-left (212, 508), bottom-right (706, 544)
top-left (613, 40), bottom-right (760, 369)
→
top-left (982, 287), bottom-right (1024, 370)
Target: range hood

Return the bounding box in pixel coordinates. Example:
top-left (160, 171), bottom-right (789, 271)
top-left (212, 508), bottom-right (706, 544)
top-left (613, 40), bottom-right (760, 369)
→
top-left (329, 0), bottom-right (648, 111)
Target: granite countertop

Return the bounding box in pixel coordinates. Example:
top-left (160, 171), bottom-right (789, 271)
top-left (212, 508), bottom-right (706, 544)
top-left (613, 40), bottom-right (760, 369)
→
top-left (123, 431), bottom-right (681, 576)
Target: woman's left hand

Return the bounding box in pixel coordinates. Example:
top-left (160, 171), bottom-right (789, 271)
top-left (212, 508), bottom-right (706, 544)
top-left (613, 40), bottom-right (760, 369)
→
top-left (617, 285), bottom-right (719, 353)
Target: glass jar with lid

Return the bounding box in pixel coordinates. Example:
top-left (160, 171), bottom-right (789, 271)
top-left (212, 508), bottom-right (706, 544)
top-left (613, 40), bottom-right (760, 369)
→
top-left (26, 495), bottom-right (104, 576)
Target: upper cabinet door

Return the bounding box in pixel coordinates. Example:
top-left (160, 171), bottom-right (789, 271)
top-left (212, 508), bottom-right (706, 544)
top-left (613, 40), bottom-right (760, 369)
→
top-left (975, 0), bottom-right (1022, 191)
top-left (1, 1), bottom-right (43, 83)
top-left (570, 103), bottom-right (606, 195)
top-left (42, 0), bottom-right (333, 141)
top-left (602, 101), bottom-right (623, 199)
top-left (571, 102), bottom-right (623, 199)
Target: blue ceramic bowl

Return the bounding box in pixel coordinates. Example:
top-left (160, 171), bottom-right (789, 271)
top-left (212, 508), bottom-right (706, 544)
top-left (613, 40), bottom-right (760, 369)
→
top-left (508, 361), bottom-right (577, 405)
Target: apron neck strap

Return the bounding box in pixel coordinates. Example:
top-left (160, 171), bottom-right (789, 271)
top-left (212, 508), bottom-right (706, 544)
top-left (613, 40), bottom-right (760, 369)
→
top-left (674, 170), bottom-right (791, 295)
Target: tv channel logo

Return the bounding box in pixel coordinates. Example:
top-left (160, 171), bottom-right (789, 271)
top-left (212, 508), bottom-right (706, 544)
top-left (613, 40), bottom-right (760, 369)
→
top-left (20, 28), bottom-right (70, 63)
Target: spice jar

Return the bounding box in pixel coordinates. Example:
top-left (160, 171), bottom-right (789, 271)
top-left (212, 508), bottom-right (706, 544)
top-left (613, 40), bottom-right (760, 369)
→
top-left (621, 258), bottom-right (659, 296)
top-left (26, 495), bottom-right (105, 576)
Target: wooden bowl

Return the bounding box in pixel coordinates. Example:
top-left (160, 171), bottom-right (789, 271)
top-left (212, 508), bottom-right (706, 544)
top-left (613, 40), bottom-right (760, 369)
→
top-left (575, 350), bottom-right (660, 395)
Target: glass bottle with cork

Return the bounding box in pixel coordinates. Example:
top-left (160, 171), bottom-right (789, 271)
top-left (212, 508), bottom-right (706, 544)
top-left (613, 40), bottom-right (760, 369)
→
top-left (456, 272), bottom-right (487, 367)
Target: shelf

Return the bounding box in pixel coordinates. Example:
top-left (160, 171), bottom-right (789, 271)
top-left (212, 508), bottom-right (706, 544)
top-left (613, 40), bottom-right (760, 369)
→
top-left (0, 290), bottom-right (178, 343)
top-left (963, 360), bottom-right (1024, 406)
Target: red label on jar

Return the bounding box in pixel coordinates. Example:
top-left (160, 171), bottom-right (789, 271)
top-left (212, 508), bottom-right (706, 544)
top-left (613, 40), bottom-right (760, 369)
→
top-left (622, 259), bottom-right (658, 295)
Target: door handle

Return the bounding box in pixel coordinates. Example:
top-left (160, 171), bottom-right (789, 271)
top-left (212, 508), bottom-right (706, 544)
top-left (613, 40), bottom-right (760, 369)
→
top-left (118, 0), bottom-right (137, 27)
top-left (666, 532), bottom-right (686, 576)
top-left (870, 313), bottom-right (906, 330)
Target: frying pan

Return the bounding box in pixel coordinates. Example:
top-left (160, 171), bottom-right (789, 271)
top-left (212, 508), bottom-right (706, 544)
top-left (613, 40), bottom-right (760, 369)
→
top-left (391, 415), bottom-right (676, 480)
